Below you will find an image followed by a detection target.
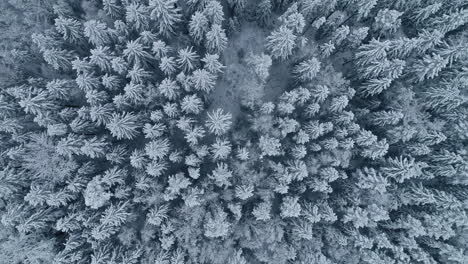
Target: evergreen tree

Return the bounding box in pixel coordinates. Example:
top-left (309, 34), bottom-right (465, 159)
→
top-left (89, 46), bottom-right (113, 72)
top-left (205, 24), bottom-right (228, 54)
top-left (181, 94), bottom-right (204, 114)
top-left (158, 78), bottom-right (180, 100)
top-left (356, 0), bottom-right (377, 20)
top-left (359, 78), bottom-right (393, 96)
top-left (266, 26), bottom-right (296, 60)
top-left (145, 138), bottom-right (171, 161)
top-left (256, 0), bottom-right (272, 26)
top-left (125, 3), bottom-right (150, 32)
top-left (190, 69), bottom-right (216, 93)
top-left (412, 54), bottom-right (448, 82)
top-left (431, 8), bottom-right (468, 34)
top-left (422, 82), bottom-right (466, 112)
top-left (189, 11), bottom-right (209, 44)
top-left (206, 108), bottom-right (232, 136)
top-left (43, 48), bottom-right (74, 71)
top-left (373, 9), bottom-right (402, 36)
top-left (259, 135), bottom-right (282, 157)
top-left (83, 20), bottom-right (115, 47)
top-left (204, 208), bottom-right (230, 238)
top-left (280, 196), bottom-right (301, 218)
top-left (149, 0), bottom-right (182, 36)
top-left (202, 53), bottom-right (225, 74)
top-left (103, 0), bottom-right (123, 18)
top-left (203, 0), bottom-right (224, 25)
top-left (5, 1), bottom-right (468, 263)
top-left (123, 40), bottom-right (153, 67)
top-left (152, 40), bottom-right (171, 60)
top-left (54, 17), bottom-right (82, 43)
top-left (293, 57), bottom-right (321, 81)
top-left (106, 112), bottom-right (141, 140)
top-left (177, 46), bottom-right (199, 72)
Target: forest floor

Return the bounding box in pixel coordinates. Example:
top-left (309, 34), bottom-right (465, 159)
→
top-left (209, 22), bottom-right (291, 119)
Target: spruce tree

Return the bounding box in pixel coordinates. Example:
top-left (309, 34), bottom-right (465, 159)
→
top-left (265, 26), bottom-right (296, 60)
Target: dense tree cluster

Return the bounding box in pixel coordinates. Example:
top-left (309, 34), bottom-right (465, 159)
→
top-left (1, 0), bottom-right (468, 263)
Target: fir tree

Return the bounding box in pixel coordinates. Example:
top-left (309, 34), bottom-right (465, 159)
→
top-left (204, 208), bottom-right (230, 238)
top-left (106, 112), bottom-right (141, 140)
top-left (158, 78), bottom-right (180, 100)
top-left (293, 57), bottom-right (321, 81)
top-left (152, 40), bottom-right (171, 60)
top-left (280, 196), bottom-right (301, 218)
top-left (202, 53), bottom-right (225, 74)
top-left (89, 46), bottom-right (113, 72)
top-left (83, 20), bottom-right (115, 47)
top-left (373, 9), bottom-right (402, 36)
top-left (159, 56), bottom-right (178, 76)
top-left (259, 135), bottom-right (282, 157)
top-left (54, 17), bottom-right (82, 43)
top-left (145, 138), bottom-right (171, 161)
top-left (256, 0), bottom-right (272, 26)
top-left (205, 24), bottom-right (228, 54)
top-left (43, 48), bottom-right (74, 71)
top-left (206, 108), bottom-right (232, 136)
top-left (123, 40), bottom-right (153, 67)
top-left (181, 94), bottom-right (204, 114)
top-left (189, 11), bottom-right (209, 44)
top-left (177, 46), bottom-right (199, 72)
top-left (265, 26), bottom-right (296, 60)
top-left (203, 0), bottom-right (224, 25)
top-left (412, 54), bottom-right (448, 82)
top-left (149, 0), bottom-right (182, 36)
top-left (103, 0), bottom-right (123, 18)
top-left (190, 69), bottom-right (216, 93)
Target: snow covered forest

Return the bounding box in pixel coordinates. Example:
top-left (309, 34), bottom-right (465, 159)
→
top-left (1, 0), bottom-right (468, 263)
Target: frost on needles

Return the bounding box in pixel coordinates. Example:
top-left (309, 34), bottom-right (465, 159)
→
top-left (1, 0), bottom-right (468, 264)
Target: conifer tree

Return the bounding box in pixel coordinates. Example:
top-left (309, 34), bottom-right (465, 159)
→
top-left (252, 200), bottom-right (272, 221)
top-left (202, 53), bottom-right (225, 74)
top-left (152, 40), bottom-right (171, 60)
top-left (123, 40), bottom-right (153, 67)
top-left (204, 208), bottom-right (230, 238)
top-left (422, 83), bottom-right (466, 112)
top-left (159, 56), bottom-right (178, 75)
top-left (89, 46), bottom-right (113, 72)
top-left (106, 112), bottom-right (141, 140)
top-left (206, 108), bottom-right (232, 136)
top-left (356, 0), bottom-right (377, 20)
top-left (373, 9), bottom-right (402, 36)
top-left (266, 26), bottom-right (296, 60)
top-left (205, 24), bottom-right (228, 54)
top-left (103, 0), bottom-right (123, 18)
top-left (158, 78), bottom-right (180, 100)
top-left (189, 11), bottom-right (209, 44)
top-left (84, 20), bottom-right (115, 47)
top-left (54, 17), bottom-right (82, 43)
top-left (6, 1), bottom-right (468, 263)
top-left (149, 0), bottom-right (182, 36)
top-left (190, 69), bottom-right (216, 93)
top-left (181, 94), bottom-right (204, 114)
top-left (125, 3), bottom-right (150, 32)
top-left (257, 0), bottom-right (272, 26)
top-left (177, 47), bottom-right (199, 72)
top-left (293, 57), bottom-right (321, 81)
top-left (203, 0), bottom-right (224, 25)
top-left (280, 196), bottom-right (301, 218)
top-left (43, 48), bottom-right (74, 71)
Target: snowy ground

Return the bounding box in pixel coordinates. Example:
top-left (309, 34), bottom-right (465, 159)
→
top-left (209, 22), bottom-right (291, 118)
